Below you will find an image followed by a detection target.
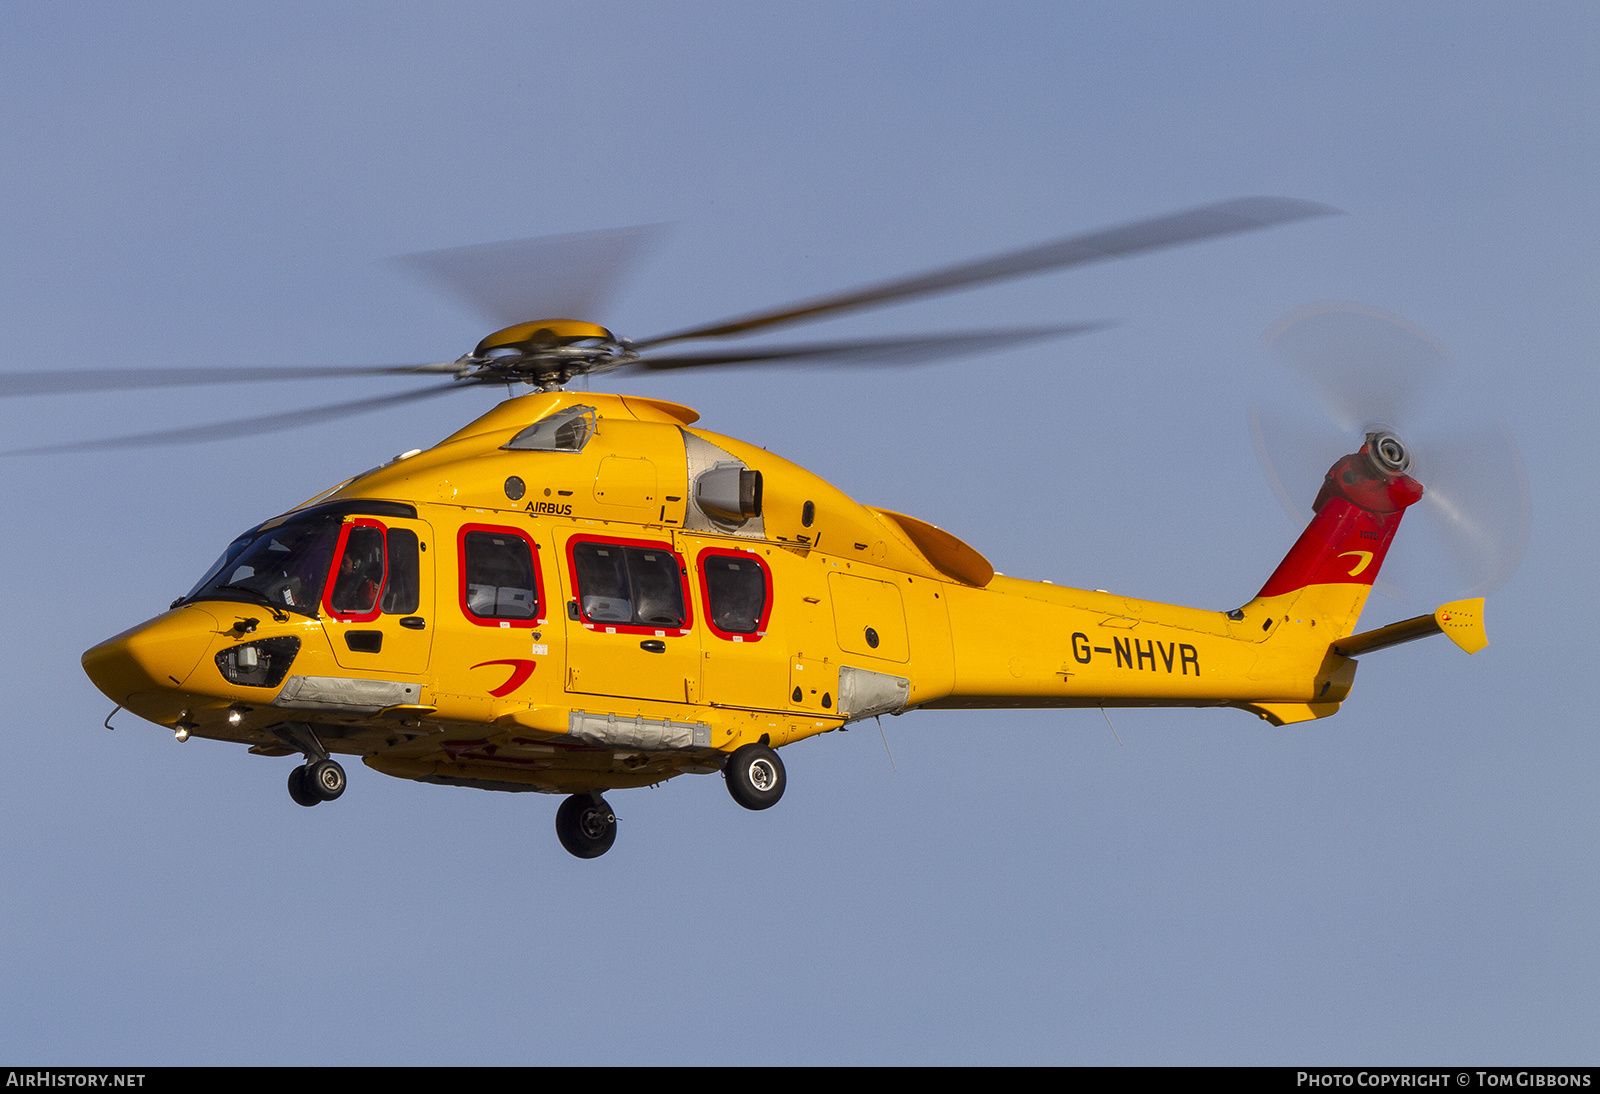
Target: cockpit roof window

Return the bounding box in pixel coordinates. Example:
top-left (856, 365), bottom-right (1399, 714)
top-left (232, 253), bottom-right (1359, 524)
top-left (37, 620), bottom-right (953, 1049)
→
top-left (503, 405), bottom-right (596, 453)
top-left (255, 499), bottom-right (417, 532)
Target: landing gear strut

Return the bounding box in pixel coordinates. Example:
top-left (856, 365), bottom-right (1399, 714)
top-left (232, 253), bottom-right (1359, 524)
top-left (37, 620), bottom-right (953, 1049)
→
top-left (724, 742), bottom-right (785, 810)
top-left (272, 722), bottom-right (346, 807)
top-left (556, 793), bottom-right (617, 858)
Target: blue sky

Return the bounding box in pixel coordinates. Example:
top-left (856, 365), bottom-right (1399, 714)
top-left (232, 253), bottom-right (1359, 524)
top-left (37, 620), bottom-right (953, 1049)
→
top-left (1, 2), bottom-right (1596, 1064)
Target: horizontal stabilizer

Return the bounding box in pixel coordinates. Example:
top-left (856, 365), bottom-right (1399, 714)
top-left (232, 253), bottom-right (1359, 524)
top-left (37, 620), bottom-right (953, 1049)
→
top-left (1333, 598), bottom-right (1487, 657)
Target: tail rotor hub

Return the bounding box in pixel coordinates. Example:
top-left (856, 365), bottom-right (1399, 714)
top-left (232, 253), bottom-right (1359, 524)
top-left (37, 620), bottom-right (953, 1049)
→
top-left (1366, 429), bottom-right (1412, 477)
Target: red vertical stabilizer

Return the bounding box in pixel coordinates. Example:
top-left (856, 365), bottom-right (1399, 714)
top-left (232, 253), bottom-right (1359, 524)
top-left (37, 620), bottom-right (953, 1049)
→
top-left (1256, 441), bottom-right (1424, 599)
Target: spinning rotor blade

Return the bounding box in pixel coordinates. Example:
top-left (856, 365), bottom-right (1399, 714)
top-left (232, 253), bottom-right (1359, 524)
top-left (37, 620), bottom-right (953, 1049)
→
top-left (1265, 302), bottom-right (1449, 431)
top-left (1410, 424), bottom-right (1530, 598)
top-left (0, 362), bottom-right (461, 399)
top-left (1, 381), bottom-right (469, 455)
top-left (637, 196), bottom-right (1341, 347)
top-left (624, 324), bottom-right (1107, 372)
top-left (1252, 304), bottom-right (1530, 601)
top-left (393, 224), bottom-right (666, 328)
top-left (1248, 404), bottom-right (1346, 525)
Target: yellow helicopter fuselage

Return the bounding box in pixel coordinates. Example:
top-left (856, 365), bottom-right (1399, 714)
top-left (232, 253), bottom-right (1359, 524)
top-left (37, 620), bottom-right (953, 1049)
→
top-left (82, 389), bottom-right (1480, 798)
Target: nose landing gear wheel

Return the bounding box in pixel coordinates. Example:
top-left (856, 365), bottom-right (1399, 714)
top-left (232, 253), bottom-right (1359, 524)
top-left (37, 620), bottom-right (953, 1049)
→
top-left (725, 743), bottom-right (785, 811)
top-left (556, 794), bottom-right (617, 859)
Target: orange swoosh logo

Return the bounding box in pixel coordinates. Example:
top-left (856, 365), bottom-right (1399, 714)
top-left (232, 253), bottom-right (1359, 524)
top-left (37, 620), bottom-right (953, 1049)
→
top-left (473, 658), bottom-right (538, 697)
top-left (1338, 550), bottom-right (1374, 577)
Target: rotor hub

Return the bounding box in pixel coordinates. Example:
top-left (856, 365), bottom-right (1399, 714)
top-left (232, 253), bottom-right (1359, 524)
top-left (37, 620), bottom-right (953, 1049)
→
top-left (1365, 429), bottom-right (1412, 477)
top-left (462, 319), bottom-right (636, 390)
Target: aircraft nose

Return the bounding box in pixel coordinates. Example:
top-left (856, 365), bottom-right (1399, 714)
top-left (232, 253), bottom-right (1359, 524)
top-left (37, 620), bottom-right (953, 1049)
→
top-left (82, 605), bottom-right (222, 703)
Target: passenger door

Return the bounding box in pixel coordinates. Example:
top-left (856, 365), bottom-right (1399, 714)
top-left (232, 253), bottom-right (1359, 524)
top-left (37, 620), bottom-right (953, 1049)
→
top-left (692, 541), bottom-right (790, 712)
top-left (561, 533), bottom-right (700, 706)
top-left (446, 522), bottom-right (552, 704)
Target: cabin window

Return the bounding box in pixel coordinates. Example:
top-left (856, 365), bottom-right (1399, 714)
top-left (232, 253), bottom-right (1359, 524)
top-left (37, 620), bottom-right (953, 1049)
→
top-left (570, 539), bottom-right (689, 631)
top-left (697, 548), bottom-right (771, 639)
top-left (326, 521), bottom-right (387, 621)
top-left (460, 526), bottom-right (541, 626)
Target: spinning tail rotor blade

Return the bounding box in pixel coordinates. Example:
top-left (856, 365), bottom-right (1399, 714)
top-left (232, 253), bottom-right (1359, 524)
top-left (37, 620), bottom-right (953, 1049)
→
top-left (393, 224), bottom-right (667, 328)
top-left (1411, 424), bottom-right (1530, 597)
top-left (1265, 302), bottom-right (1449, 431)
top-left (1252, 304), bottom-right (1529, 603)
top-left (638, 197), bottom-right (1341, 347)
top-left (1247, 405), bottom-right (1347, 525)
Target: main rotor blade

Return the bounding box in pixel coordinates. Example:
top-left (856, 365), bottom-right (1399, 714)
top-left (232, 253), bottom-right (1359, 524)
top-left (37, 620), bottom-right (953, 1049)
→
top-left (1, 381), bottom-right (470, 455)
top-left (623, 324), bottom-right (1107, 372)
top-left (0, 362), bottom-right (461, 399)
top-left (393, 224), bottom-right (666, 329)
top-left (637, 197), bottom-right (1340, 347)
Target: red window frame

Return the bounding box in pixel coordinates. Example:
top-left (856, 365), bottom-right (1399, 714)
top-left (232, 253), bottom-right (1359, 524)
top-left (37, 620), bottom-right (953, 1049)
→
top-left (695, 546), bottom-right (773, 642)
top-left (566, 534), bottom-right (694, 637)
top-left (458, 524), bottom-right (546, 629)
top-left (322, 518), bottom-right (388, 624)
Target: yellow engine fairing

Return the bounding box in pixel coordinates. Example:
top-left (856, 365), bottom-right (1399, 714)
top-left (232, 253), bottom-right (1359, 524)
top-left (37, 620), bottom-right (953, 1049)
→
top-left (88, 391), bottom-right (1378, 795)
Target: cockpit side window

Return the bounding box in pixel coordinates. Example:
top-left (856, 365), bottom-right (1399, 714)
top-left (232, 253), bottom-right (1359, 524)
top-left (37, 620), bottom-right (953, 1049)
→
top-left (325, 520), bottom-right (388, 621)
top-left (459, 525), bottom-right (542, 626)
top-left (382, 528), bottom-right (420, 615)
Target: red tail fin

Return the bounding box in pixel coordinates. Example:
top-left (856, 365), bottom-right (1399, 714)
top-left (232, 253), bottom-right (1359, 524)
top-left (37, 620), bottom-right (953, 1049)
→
top-left (1257, 440), bottom-right (1424, 599)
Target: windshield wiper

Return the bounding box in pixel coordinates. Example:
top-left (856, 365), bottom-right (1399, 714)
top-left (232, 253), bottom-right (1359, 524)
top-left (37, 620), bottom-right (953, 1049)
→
top-left (211, 585), bottom-right (294, 622)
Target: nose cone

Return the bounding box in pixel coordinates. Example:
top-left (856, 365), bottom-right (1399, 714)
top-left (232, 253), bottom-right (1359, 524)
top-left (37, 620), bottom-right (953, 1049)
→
top-left (82, 605), bottom-right (222, 703)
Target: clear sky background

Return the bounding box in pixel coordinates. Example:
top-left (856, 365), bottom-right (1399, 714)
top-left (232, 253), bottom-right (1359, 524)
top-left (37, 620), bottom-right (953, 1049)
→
top-left (1, 2), bottom-right (1595, 1065)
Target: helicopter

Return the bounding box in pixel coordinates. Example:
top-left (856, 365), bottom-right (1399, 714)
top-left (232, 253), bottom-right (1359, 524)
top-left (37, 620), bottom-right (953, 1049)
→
top-left (16, 197), bottom-right (1518, 858)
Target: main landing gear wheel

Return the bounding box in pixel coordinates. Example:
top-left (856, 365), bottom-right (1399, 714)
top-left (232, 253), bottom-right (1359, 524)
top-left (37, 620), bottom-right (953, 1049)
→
top-left (725, 743), bottom-right (786, 811)
top-left (556, 794), bottom-right (617, 859)
top-left (288, 759), bottom-right (346, 805)
top-left (287, 765), bottom-right (320, 807)
top-left (306, 759), bottom-right (346, 801)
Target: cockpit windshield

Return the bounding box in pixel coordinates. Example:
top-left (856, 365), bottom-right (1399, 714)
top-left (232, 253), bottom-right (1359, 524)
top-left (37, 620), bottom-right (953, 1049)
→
top-left (182, 515), bottom-right (343, 617)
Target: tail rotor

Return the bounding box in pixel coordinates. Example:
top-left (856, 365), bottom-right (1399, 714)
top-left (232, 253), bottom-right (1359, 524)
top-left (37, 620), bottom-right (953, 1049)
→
top-left (1251, 303), bottom-right (1529, 604)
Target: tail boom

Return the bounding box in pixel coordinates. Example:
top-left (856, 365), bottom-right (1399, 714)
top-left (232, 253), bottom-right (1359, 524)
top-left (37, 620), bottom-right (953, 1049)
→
top-left (919, 439), bottom-right (1425, 723)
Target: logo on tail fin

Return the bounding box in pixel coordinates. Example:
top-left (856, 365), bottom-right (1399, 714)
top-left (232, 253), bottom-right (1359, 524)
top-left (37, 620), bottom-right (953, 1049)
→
top-left (1338, 550), bottom-right (1374, 576)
